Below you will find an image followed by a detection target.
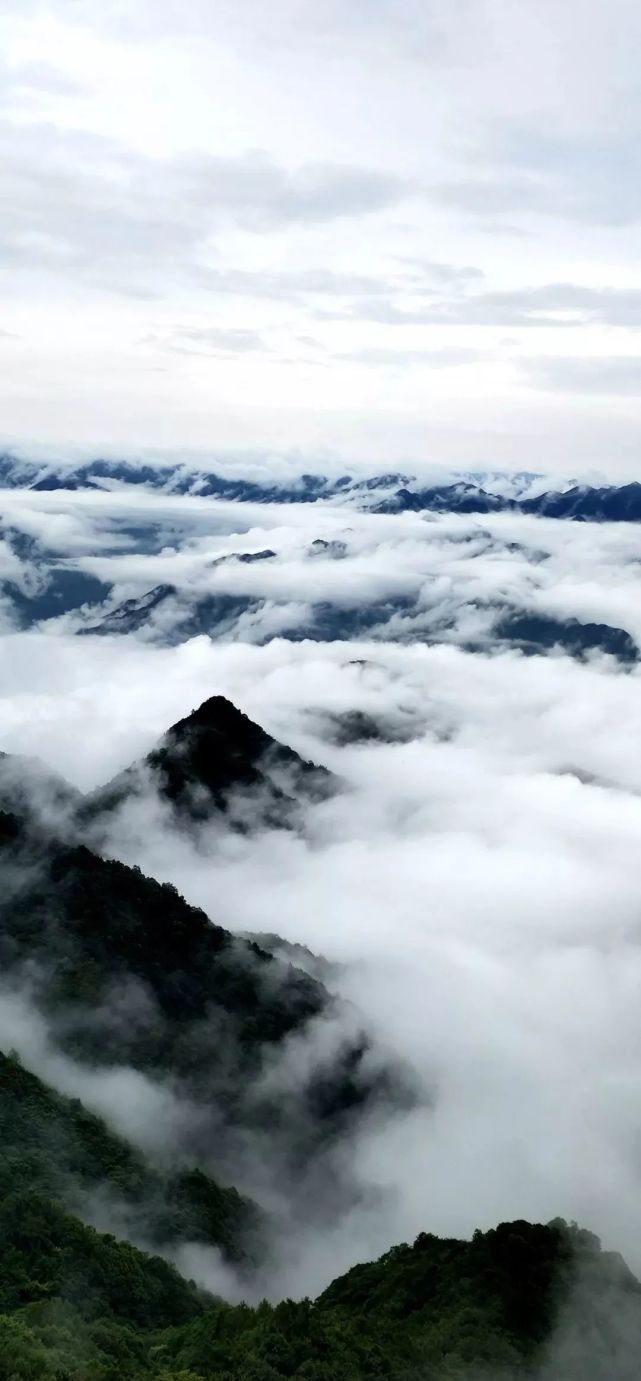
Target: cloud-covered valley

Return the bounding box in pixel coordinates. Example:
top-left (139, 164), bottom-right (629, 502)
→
top-left (2, 477), bottom-right (641, 1303)
top-left (3, 477), bottom-right (641, 658)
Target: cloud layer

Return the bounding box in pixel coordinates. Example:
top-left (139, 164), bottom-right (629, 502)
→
top-left (1, 484), bottom-right (641, 1297)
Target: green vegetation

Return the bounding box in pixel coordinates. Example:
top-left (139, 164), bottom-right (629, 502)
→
top-left (2, 1050), bottom-right (636, 1379)
top-left (0, 1197), bottom-right (638, 1380)
top-left (0, 1192), bottom-right (201, 1328)
top-left (0, 1051), bottom-right (259, 1262)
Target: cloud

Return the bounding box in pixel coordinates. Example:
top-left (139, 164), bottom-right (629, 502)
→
top-left (54, 0), bottom-right (478, 64)
top-left (0, 56), bottom-right (88, 104)
top-left (144, 325), bottom-right (271, 358)
top-left (393, 257), bottom-right (486, 286)
top-left (462, 285), bottom-right (641, 329)
top-left (37, 627), bottom-right (641, 1288)
top-left (520, 354), bottom-right (641, 396)
top-left (335, 346), bottom-right (489, 369)
top-left (324, 281), bottom-right (641, 330)
top-left (439, 127), bottom-right (641, 227)
top-left (0, 985), bottom-right (187, 1155)
top-left (5, 487), bottom-right (641, 1295)
top-left (0, 119), bottom-right (411, 295)
top-left (5, 485), bottom-right (641, 658)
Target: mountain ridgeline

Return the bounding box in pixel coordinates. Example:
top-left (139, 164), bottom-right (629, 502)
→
top-left (0, 1205), bottom-right (638, 1379)
top-left (0, 1050), bottom-right (259, 1268)
top-left (2, 457), bottom-right (640, 664)
top-left (6, 451), bottom-right (641, 520)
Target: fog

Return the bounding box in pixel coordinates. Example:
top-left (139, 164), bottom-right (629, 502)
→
top-left (2, 486), bottom-right (641, 1302)
top-left (89, 640), bottom-right (641, 1289)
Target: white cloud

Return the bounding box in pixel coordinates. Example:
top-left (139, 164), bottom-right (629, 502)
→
top-left (2, 487), bottom-right (641, 1293)
top-left (521, 354), bottom-right (641, 395)
top-left (11, 623), bottom-right (641, 1288)
top-left (3, 486), bottom-right (639, 649)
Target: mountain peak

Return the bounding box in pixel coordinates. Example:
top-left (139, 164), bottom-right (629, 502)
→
top-left (169, 693), bottom-right (267, 734)
top-left (147, 694), bottom-right (331, 822)
top-left (84, 693), bottom-right (333, 828)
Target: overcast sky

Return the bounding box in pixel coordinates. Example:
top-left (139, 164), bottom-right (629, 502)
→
top-left (3, 0), bottom-right (641, 476)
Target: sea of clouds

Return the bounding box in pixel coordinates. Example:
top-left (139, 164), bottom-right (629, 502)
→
top-left (1, 480), bottom-right (641, 1301)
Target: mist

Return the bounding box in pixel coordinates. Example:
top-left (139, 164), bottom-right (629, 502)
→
top-left (89, 642), bottom-right (641, 1289)
top-left (2, 486), bottom-right (641, 1310)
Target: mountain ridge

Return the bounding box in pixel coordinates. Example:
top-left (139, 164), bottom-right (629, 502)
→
top-left (0, 1196), bottom-right (636, 1378)
top-left (4, 452), bottom-right (641, 521)
top-left (0, 1050), bottom-right (260, 1266)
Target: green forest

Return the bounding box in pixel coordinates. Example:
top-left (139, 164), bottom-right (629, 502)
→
top-left (1, 1050), bottom-right (640, 1380)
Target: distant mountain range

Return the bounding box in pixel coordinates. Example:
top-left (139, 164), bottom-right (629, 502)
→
top-left (1, 464), bottom-right (639, 664)
top-left (4, 451), bottom-right (641, 522)
top-left (375, 478), bottom-right (641, 522)
top-left (74, 583), bottom-right (640, 664)
top-left (0, 453), bottom-right (400, 505)
top-left (1, 528), bottom-right (637, 666)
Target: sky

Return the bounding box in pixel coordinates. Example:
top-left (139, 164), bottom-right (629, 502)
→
top-left (3, 0), bottom-right (641, 476)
